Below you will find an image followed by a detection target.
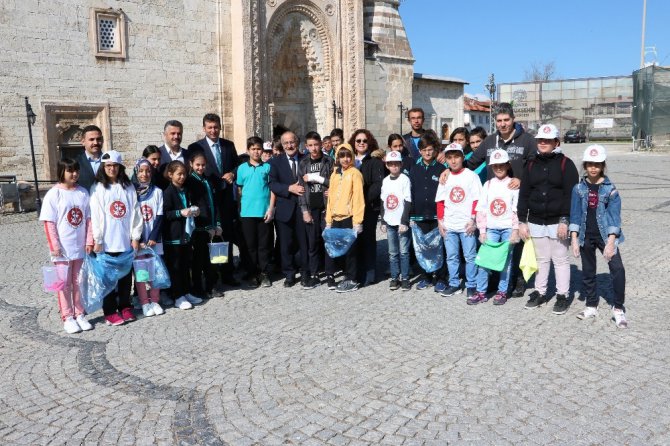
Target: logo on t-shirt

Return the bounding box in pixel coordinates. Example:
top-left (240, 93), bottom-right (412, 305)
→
top-left (449, 186), bottom-right (465, 203)
top-left (110, 201), bottom-right (127, 219)
top-left (66, 206), bottom-right (84, 228)
top-left (141, 204), bottom-right (154, 222)
top-left (490, 198), bottom-right (507, 217)
top-left (386, 194), bottom-right (399, 211)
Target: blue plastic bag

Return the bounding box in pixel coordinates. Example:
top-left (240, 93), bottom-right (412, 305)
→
top-left (411, 224), bottom-right (444, 273)
top-left (78, 250), bottom-right (135, 314)
top-left (138, 247), bottom-right (171, 289)
top-left (322, 227), bottom-right (357, 258)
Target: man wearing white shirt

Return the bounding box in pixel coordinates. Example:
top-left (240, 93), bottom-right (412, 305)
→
top-left (75, 125), bottom-right (104, 191)
top-left (158, 120), bottom-right (188, 166)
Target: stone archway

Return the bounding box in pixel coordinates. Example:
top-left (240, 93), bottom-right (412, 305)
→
top-left (265, 3), bottom-right (333, 139)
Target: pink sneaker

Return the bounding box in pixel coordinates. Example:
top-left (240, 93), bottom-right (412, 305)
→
top-left (120, 308), bottom-right (136, 322)
top-left (105, 314), bottom-right (125, 326)
top-left (466, 291), bottom-right (489, 305)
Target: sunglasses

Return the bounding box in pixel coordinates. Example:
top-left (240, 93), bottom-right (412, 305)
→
top-left (355, 139), bottom-right (368, 144)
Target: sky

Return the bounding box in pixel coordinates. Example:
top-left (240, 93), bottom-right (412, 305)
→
top-left (399, 0), bottom-right (670, 97)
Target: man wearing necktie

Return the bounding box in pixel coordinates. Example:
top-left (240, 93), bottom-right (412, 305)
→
top-left (188, 113), bottom-right (240, 286)
top-left (269, 131), bottom-right (308, 287)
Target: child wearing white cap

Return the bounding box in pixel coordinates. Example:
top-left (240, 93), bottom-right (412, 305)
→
top-left (569, 145), bottom-right (628, 328)
top-left (435, 143), bottom-right (483, 299)
top-left (472, 149), bottom-right (520, 305)
top-left (380, 150), bottom-right (412, 291)
top-left (90, 150), bottom-right (144, 326)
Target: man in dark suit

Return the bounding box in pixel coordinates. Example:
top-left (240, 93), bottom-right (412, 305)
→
top-left (158, 120), bottom-right (189, 168)
top-left (269, 131), bottom-right (308, 287)
top-left (75, 125), bottom-right (104, 192)
top-left (188, 113), bottom-right (240, 285)
top-left (402, 107), bottom-right (426, 161)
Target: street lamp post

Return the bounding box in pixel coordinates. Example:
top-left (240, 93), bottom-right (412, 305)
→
top-left (398, 102), bottom-right (408, 134)
top-left (331, 100), bottom-right (342, 129)
top-left (485, 73), bottom-right (496, 134)
top-left (25, 97), bottom-right (41, 214)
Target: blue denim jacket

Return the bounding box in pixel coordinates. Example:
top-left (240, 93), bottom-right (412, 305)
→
top-left (569, 176), bottom-right (624, 246)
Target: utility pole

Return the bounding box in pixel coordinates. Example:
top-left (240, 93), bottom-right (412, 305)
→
top-left (485, 73), bottom-right (496, 134)
top-left (640, 0), bottom-right (647, 68)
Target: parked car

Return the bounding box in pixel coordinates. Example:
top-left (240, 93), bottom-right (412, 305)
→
top-left (564, 130), bottom-right (586, 143)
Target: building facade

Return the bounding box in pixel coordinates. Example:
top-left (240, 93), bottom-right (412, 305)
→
top-left (498, 75), bottom-right (633, 140)
top-left (1, 0), bottom-right (432, 182)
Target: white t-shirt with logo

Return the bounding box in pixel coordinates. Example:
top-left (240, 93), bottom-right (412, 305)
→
top-left (39, 185), bottom-right (90, 260)
top-left (435, 168), bottom-right (482, 231)
top-left (90, 182), bottom-right (143, 253)
top-left (476, 176), bottom-right (519, 230)
top-left (381, 174), bottom-right (412, 226)
top-left (139, 187), bottom-right (164, 255)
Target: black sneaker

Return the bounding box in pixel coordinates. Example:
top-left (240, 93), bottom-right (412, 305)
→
top-left (401, 279), bottom-right (411, 291)
top-left (552, 294), bottom-right (569, 315)
top-left (389, 279), bottom-right (400, 290)
top-left (466, 287), bottom-right (476, 298)
top-left (259, 273), bottom-right (272, 288)
top-left (283, 277), bottom-right (296, 288)
top-left (247, 276), bottom-right (260, 288)
top-left (336, 279), bottom-right (359, 293)
top-left (512, 278), bottom-right (526, 297)
top-left (326, 275), bottom-right (336, 290)
top-left (302, 276), bottom-right (319, 290)
top-left (440, 285), bottom-right (462, 297)
top-left (524, 290), bottom-right (547, 309)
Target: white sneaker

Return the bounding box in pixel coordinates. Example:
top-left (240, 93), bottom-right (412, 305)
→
top-left (142, 303), bottom-right (155, 317)
top-left (63, 317), bottom-right (81, 334)
top-left (184, 294), bottom-right (203, 305)
top-left (75, 315), bottom-right (93, 331)
top-left (612, 308), bottom-right (628, 328)
top-left (151, 302), bottom-right (164, 315)
top-left (576, 306), bottom-right (598, 320)
top-left (175, 296), bottom-right (193, 310)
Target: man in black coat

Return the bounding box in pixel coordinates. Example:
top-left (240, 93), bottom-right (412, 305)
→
top-left (188, 113), bottom-right (240, 285)
top-left (269, 131), bottom-right (308, 287)
top-left (75, 125), bottom-right (104, 192)
top-left (402, 107), bottom-right (426, 160)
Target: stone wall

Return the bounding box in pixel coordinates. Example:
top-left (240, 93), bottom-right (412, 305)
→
top-left (412, 76), bottom-right (466, 140)
top-left (0, 0), bottom-right (224, 181)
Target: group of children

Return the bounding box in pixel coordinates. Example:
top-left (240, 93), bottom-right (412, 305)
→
top-left (39, 125), bottom-right (628, 334)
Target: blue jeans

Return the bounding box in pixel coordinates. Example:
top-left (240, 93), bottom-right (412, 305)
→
top-left (387, 225), bottom-right (411, 280)
top-left (475, 228), bottom-right (513, 293)
top-left (445, 230), bottom-right (478, 289)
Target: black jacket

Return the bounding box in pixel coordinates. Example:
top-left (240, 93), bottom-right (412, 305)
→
top-left (186, 173), bottom-right (219, 230)
top-left (359, 150), bottom-right (386, 213)
top-left (408, 158), bottom-right (446, 221)
top-left (75, 151), bottom-right (98, 192)
top-left (517, 150), bottom-right (579, 225)
top-left (466, 123), bottom-right (537, 180)
top-left (162, 184), bottom-right (194, 244)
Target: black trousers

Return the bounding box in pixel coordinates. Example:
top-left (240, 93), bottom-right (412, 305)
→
top-left (304, 208), bottom-right (335, 276)
top-left (102, 251), bottom-right (133, 316)
top-left (356, 208), bottom-right (380, 283)
top-left (332, 217), bottom-right (357, 281)
top-left (580, 236), bottom-right (626, 309)
top-left (191, 231), bottom-right (217, 294)
top-left (164, 243), bottom-right (192, 299)
top-left (240, 217), bottom-right (272, 275)
top-left (276, 211), bottom-right (308, 280)
top-left (415, 220), bottom-right (447, 282)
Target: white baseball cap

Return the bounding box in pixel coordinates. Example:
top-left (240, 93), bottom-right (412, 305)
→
top-left (582, 144), bottom-right (607, 162)
top-left (385, 151), bottom-right (403, 162)
top-left (535, 124), bottom-right (560, 139)
top-left (262, 141), bottom-right (273, 152)
top-left (101, 150), bottom-right (123, 165)
top-left (443, 142), bottom-right (464, 154)
top-left (489, 149), bottom-right (510, 165)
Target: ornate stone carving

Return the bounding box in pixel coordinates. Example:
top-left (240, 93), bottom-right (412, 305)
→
top-left (266, 0), bottom-right (277, 7)
top-left (324, 4), bottom-right (334, 16)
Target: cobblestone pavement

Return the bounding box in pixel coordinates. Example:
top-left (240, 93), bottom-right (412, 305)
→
top-left (1, 144), bottom-right (669, 445)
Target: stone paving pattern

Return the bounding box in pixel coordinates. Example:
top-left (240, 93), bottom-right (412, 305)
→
top-left (1, 144), bottom-right (669, 445)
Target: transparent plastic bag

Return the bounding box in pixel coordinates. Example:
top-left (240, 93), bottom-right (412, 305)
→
top-left (141, 247), bottom-right (171, 289)
top-left (322, 227), bottom-right (357, 258)
top-left (79, 250), bottom-right (135, 314)
top-left (410, 224), bottom-right (444, 273)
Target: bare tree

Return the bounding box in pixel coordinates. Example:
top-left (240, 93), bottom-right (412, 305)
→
top-left (524, 61), bottom-right (557, 82)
